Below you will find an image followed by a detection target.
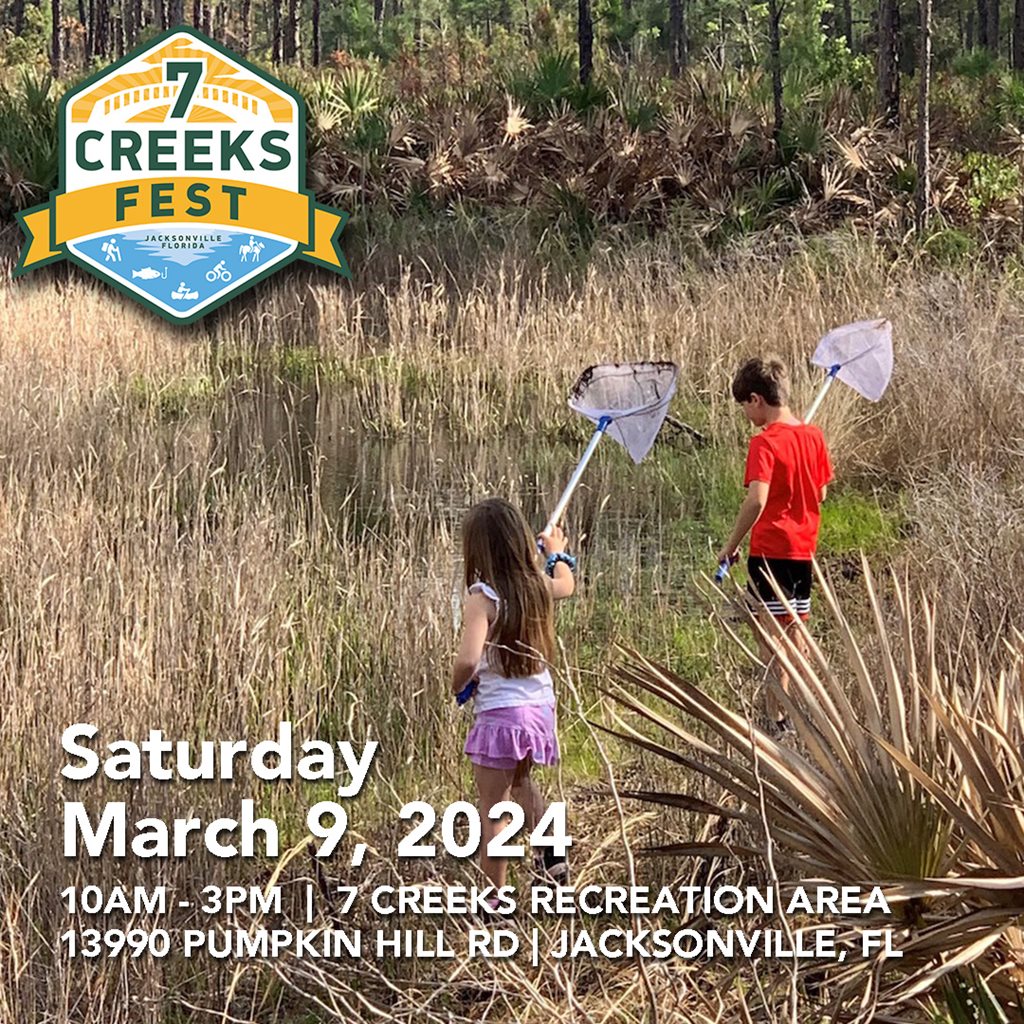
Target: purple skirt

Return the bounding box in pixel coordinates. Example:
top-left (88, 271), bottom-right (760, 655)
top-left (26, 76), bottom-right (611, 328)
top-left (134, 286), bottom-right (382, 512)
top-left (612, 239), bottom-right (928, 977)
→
top-left (465, 705), bottom-right (559, 771)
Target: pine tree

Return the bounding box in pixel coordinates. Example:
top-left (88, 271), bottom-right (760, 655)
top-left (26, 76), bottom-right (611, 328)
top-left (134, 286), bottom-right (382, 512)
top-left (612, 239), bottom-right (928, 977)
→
top-left (312, 0), bottom-right (321, 64)
top-left (1015, 0), bottom-right (1024, 67)
top-left (240, 0), bottom-right (250, 53)
top-left (768, 0), bottom-right (783, 144)
top-left (50, 0), bottom-right (61, 73)
top-left (878, 0), bottom-right (901, 125)
top-left (578, 0), bottom-right (593, 84)
top-left (668, 0), bottom-right (686, 76)
top-left (917, 0), bottom-right (932, 231)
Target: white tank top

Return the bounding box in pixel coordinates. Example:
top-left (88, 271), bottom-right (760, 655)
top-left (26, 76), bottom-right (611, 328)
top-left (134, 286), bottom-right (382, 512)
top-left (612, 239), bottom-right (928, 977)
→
top-left (468, 582), bottom-right (555, 713)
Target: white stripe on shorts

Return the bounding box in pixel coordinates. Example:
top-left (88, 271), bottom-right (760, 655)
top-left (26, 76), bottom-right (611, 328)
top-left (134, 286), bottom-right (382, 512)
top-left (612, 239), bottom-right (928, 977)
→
top-left (762, 598), bottom-right (811, 616)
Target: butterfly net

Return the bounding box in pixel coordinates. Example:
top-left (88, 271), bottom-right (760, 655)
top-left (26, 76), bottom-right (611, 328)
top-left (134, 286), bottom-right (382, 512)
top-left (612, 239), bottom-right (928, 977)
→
top-left (569, 362), bottom-right (679, 463)
top-left (812, 319), bottom-right (893, 402)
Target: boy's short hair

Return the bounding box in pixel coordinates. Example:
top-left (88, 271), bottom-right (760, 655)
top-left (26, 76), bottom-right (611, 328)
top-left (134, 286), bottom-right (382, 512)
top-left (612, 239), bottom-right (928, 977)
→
top-left (732, 356), bottom-right (790, 407)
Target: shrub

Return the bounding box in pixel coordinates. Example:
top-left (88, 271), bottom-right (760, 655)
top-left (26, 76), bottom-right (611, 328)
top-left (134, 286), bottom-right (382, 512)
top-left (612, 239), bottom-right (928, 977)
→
top-left (963, 151), bottom-right (1021, 216)
top-left (952, 48), bottom-right (999, 80)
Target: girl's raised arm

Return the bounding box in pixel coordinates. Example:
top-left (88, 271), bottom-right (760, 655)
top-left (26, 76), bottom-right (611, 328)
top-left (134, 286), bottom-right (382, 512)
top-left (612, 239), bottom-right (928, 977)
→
top-left (539, 525), bottom-right (575, 600)
top-left (451, 591), bottom-right (492, 694)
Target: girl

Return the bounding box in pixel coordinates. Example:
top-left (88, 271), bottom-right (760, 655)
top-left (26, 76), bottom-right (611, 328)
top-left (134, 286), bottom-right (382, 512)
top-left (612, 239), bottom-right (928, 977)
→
top-left (452, 498), bottom-right (575, 893)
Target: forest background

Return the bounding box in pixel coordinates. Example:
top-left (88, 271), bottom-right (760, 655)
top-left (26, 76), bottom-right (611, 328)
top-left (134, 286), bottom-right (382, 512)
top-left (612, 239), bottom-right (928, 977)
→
top-left (5, 0), bottom-right (1024, 256)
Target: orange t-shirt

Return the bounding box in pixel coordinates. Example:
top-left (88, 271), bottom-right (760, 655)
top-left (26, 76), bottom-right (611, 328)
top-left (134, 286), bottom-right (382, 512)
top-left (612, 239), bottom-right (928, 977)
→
top-left (744, 421), bottom-right (833, 559)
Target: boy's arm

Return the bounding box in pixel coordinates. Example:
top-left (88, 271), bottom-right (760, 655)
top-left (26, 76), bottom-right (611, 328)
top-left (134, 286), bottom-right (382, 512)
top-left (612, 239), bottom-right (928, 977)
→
top-left (452, 592), bottom-right (491, 693)
top-left (716, 480), bottom-right (769, 564)
top-left (819, 433), bottom-right (833, 503)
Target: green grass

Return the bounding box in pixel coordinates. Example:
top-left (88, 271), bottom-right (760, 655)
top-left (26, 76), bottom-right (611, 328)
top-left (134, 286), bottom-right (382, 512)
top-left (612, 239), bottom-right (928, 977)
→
top-left (127, 372), bottom-right (222, 421)
top-left (557, 715), bottom-right (606, 778)
top-left (669, 616), bottom-right (725, 689)
top-left (819, 489), bottom-right (904, 554)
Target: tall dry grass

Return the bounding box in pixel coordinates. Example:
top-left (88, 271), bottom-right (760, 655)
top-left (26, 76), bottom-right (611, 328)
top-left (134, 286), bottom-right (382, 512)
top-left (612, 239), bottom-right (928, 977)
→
top-left (1, 228), bottom-right (1024, 1020)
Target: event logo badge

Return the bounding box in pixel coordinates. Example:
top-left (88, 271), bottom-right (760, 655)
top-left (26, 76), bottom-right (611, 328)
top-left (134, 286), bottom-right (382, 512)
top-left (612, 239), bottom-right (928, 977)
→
top-left (16, 28), bottom-right (348, 323)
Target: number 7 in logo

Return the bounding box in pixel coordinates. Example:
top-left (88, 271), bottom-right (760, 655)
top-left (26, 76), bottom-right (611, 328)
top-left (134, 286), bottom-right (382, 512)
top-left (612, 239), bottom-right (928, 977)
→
top-left (166, 60), bottom-right (204, 119)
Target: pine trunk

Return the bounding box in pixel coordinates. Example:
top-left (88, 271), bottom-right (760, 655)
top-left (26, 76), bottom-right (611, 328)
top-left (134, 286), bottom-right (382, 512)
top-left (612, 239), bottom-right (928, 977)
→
top-left (768, 0), bottom-right (783, 145)
top-left (272, 0), bottom-right (280, 62)
top-left (51, 0), bottom-right (61, 74)
top-left (668, 0), bottom-right (686, 76)
top-left (239, 0), bottom-right (250, 53)
top-left (978, 0), bottom-right (990, 49)
top-left (312, 0), bottom-right (320, 64)
top-left (917, 0), bottom-right (932, 231)
top-left (988, 0), bottom-right (1000, 55)
top-left (284, 0), bottom-right (297, 62)
top-left (124, 0), bottom-right (135, 47)
top-left (76, 0), bottom-right (86, 62)
top-left (1015, 0), bottom-right (1024, 67)
top-left (878, 0), bottom-right (901, 125)
top-left (578, 0), bottom-right (593, 84)
top-left (95, 0), bottom-right (107, 58)
top-left (842, 0), bottom-right (853, 51)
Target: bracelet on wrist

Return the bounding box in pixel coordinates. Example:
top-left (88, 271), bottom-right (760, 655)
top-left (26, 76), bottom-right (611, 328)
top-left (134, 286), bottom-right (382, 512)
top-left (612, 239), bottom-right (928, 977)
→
top-left (545, 552), bottom-right (577, 577)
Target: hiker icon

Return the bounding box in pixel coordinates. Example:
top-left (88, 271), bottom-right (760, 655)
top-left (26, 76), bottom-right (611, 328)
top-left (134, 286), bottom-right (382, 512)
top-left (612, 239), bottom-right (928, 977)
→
top-left (171, 281), bottom-right (199, 301)
top-left (239, 236), bottom-right (265, 263)
top-left (205, 260), bottom-right (233, 283)
top-left (101, 238), bottom-right (122, 262)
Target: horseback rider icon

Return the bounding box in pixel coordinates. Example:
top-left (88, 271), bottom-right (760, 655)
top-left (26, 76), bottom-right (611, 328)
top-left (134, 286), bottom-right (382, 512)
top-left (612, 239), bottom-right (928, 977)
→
top-left (239, 236), bottom-right (265, 263)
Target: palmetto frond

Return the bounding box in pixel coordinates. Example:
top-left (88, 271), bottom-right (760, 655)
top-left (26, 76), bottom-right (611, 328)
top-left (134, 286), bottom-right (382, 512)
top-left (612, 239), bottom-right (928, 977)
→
top-left (605, 559), bottom-right (1024, 1015)
top-left (502, 98), bottom-right (532, 144)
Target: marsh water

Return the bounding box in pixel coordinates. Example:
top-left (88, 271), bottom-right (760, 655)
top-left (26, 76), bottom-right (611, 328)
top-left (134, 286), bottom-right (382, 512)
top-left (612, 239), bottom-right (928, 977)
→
top-left (207, 372), bottom-right (733, 597)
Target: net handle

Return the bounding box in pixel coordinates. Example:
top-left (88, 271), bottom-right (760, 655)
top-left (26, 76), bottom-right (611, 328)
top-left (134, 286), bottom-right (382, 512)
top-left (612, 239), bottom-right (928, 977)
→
top-left (803, 364), bottom-right (840, 422)
top-left (542, 416), bottom-right (611, 534)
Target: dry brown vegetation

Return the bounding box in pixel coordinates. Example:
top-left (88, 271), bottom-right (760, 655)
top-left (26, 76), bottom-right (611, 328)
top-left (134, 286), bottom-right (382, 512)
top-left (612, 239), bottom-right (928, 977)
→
top-left (2, 227), bottom-right (1024, 1021)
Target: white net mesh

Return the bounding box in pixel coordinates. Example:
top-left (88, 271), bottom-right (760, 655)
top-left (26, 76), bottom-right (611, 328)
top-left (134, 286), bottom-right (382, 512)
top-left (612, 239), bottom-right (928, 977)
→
top-left (569, 362), bottom-right (679, 463)
top-left (811, 319), bottom-right (893, 402)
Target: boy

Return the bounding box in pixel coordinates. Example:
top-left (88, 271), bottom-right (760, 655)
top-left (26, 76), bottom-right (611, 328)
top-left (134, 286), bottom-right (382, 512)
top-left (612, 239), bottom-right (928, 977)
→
top-left (716, 356), bottom-right (833, 735)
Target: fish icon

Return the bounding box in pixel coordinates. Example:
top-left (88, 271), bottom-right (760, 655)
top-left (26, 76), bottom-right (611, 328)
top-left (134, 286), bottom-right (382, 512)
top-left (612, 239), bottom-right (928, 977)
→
top-left (132, 266), bottom-right (166, 280)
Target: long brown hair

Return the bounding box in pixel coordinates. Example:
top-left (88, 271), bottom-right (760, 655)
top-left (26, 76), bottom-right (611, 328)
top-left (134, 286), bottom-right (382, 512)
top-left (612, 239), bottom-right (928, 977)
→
top-left (462, 498), bottom-right (555, 677)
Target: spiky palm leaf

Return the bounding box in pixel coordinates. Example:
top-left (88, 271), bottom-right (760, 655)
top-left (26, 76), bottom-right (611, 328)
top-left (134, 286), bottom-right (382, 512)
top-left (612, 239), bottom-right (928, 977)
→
top-left (502, 98), bottom-right (532, 144)
top-left (603, 558), bottom-right (1024, 1017)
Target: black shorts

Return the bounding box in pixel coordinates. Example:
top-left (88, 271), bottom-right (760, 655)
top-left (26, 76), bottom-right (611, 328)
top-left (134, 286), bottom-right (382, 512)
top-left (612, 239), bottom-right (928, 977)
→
top-left (746, 556), bottom-right (812, 620)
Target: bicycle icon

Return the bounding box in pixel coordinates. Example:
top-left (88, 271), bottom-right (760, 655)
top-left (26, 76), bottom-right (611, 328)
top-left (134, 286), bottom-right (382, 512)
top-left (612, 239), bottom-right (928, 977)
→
top-left (205, 260), bottom-right (233, 283)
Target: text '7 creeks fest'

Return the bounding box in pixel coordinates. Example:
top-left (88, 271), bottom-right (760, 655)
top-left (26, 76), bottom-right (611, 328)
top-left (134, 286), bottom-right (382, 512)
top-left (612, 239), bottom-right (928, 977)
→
top-left (16, 26), bottom-right (348, 323)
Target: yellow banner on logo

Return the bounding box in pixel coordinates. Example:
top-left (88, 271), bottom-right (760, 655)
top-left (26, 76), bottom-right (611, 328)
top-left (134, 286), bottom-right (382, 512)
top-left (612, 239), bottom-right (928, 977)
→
top-left (18, 178), bottom-right (346, 271)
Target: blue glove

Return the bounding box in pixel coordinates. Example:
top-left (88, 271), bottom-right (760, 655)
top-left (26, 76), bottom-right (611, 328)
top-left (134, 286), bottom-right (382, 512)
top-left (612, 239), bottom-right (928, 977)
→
top-left (455, 679), bottom-right (478, 706)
